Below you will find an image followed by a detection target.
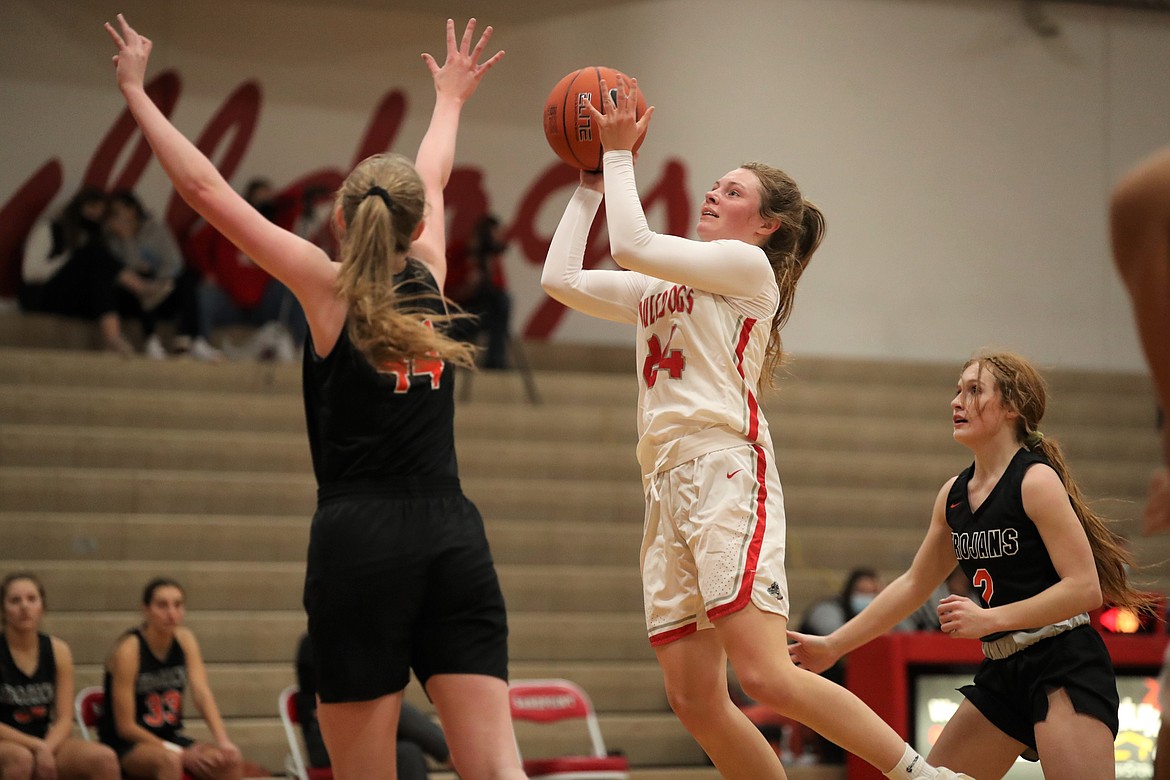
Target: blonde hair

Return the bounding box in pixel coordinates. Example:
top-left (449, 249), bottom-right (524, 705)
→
top-left (740, 162), bottom-right (826, 388)
top-left (334, 153), bottom-right (475, 370)
top-left (967, 349), bottom-right (1157, 617)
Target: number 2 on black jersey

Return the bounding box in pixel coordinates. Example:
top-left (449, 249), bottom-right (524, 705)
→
top-left (973, 567), bottom-right (994, 604)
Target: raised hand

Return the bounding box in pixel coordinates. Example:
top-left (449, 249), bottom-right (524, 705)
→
top-left (422, 18), bottom-right (505, 105)
top-left (103, 13), bottom-right (152, 94)
top-left (585, 73), bottom-right (654, 154)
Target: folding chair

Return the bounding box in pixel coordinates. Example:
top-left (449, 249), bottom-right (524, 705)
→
top-left (279, 684), bottom-right (334, 780)
top-left (74, 686), bottom-right (104, 742)
top-left (76, 686), bottom-right (195, 779)
top-left (508, 679), bottom-right (630, 780)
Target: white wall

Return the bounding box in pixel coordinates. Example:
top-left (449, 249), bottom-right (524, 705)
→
top-left (3, 0), bottom-right (1168, 371)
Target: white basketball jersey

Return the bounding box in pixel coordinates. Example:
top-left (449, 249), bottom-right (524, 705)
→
top-left (634, 278), bottom-right (776, 477)
top-left (541, 150), bottom-right (785, 479)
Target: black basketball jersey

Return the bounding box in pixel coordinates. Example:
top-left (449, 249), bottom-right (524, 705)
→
top-left (99, 629), bottom-right (187, 744)
top-left (303, 258), bottom-right (459, 490)
top-left (946, 448), bottom-right (1062, 641)
top-left (0, 633), bottom-right (56, 738)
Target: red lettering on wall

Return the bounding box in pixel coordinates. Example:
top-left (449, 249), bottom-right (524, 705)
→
top-left (0, 71), bottom-right (692, 341)
top-left (0, 161), bottom-right (62, 299)
top-left (167, 80), bottom-right (263, 244)
top-left (85, 71), bottom-right (182, 193)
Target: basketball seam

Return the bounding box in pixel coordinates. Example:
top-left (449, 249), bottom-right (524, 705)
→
top-left (559, 70), bottom-right (580, 171)
top-left (587, 66), bottom-right (603, 173)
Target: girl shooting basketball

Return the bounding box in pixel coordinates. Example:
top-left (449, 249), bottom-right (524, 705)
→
top-left (541, 73), bottom-right (968, 780)
top-left (105, 15), bottom-right (524, 780)
top-left (788, 349), bottom-right (1155, 779)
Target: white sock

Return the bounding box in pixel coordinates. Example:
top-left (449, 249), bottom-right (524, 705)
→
top-left (883, 743), bottom-right (936, 779)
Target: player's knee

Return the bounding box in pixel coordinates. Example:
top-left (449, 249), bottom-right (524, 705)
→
top-left (662, 675), bottom-right (725, 721)
top-left (0, 748), bottom-right (35, 780)
top-left (91, 745), bottom-right (121, 780)
top-left (736, 664), bottom-right (799, 713)
top-left (158, 750), bottom-right (184, 779)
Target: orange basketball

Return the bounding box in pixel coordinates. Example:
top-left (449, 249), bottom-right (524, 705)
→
top-left (542, 66), bottom-right (648, 173)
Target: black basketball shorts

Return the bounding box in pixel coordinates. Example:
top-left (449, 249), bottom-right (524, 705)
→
top-left (303, 488), bottom-right (509, 703)
top-left (959, 625), bottom-right (1119, 759)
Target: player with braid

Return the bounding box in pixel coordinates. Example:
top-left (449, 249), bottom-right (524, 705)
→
top-left (789, 349), bottom-right (1156, 779)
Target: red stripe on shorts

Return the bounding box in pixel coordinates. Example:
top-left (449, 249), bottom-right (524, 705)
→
top-left (706, 444), bottom-right (768, 621)
top-left (649, 621), bottom-right (698, 647)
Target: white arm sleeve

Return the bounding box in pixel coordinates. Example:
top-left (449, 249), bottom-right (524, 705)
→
top-left (541, 185), bottom-right (647, 325)
top-left (603, 150), bottom-right (777, 303)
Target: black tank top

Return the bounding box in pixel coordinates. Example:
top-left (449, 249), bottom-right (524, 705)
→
top-left (99, 629), bottom-right (187, 744)
top-left (946, 448), bottom-right (1062, 640)
top-left (0, 633), bottom-right (56, 739)
top-left (303, 259), bottom-right (459, 493)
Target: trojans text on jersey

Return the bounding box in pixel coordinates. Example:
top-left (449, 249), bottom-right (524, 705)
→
top-left (952, 528), bottom-right (1019, 561)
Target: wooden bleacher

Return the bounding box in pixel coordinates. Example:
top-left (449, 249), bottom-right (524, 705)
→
top-left (1, 309), bottom-right (1165, 778)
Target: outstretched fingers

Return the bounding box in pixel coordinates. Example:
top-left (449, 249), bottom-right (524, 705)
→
top-left (474, 36), bottom-right (505, 77)
top-left (421, 51), bottom-right (439, 77)
top-left (104, 13), bottom-right (152, 88)
top-left (599, 77), bottom-right (615, 113)
top-left (636, 103), bottom-right (655, 138)
top-left (468, 21), bottom-right (492, 63)
top-left (458, 17), bottom-right (477, 56)
top-left (423, 18), bottom-right (504, 101)
top-left (103, 19), bottom-right (126, 49)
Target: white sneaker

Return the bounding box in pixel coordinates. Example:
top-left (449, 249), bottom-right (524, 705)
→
top-left (934, 770), bottom-right (974, 779)
top-left (144, 334), bottom-right (167, 360)
top-left (189, 337), bottom-right (224, 363)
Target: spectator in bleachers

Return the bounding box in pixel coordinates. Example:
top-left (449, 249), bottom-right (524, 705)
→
top-left (799, 568), bottom-right (883, 643)
top-left (18, 187), bottom-right (136, 355)
top-left (448, 213), bottom-right (513, 369)
top-left (294, 633), bottom-right (449, 779)
top-left (0, 572), bottom-right (120, 779)
top-left (184, 178), bottom-right (306, 362)
top-left (98, 577), bottom-right (244, 780)
top-left (105, 190), bottom-right (222, 361)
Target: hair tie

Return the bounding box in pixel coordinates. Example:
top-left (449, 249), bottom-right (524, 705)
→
top-left (1025, 430), bottom-right (1045, 448)
top-left (363, 186), bottom-right (396, 212)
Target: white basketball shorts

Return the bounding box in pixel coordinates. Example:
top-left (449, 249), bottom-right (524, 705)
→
top-left (641, 443), bottom-right (789, 647)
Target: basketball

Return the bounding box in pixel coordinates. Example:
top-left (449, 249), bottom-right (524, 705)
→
top-left (542, 66), bottom-right (648, 173)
